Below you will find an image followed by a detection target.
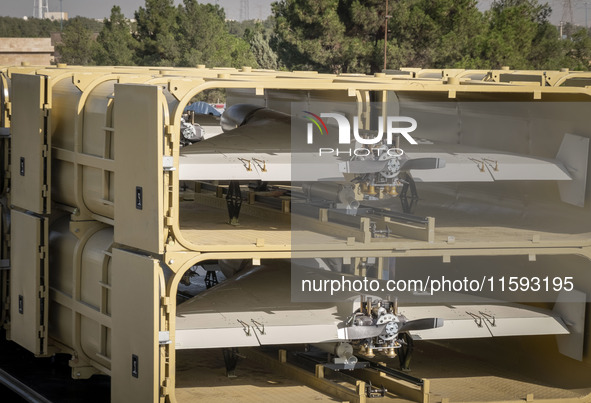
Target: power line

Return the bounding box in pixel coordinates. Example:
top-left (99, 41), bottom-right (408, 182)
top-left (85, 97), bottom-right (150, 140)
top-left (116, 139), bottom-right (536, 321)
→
top-left (562, 0), bottom-right (574, 24)
top-left (240, 0), bottom-right (250, 21)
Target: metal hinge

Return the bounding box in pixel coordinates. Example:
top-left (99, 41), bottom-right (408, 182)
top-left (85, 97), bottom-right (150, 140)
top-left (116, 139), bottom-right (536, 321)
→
top-left (163, 156), bottom-right (175, 171)
top-left (41, 144), bottom-right (49, 158)
top-left (41, 185), bottom-right (48, 198)
top-left (159, 331), bottom-right (171, 345)
top-left (161, 296), bottom-right (170, 313)
top-left (38, 285), bottom-right (45, 298)
top-left (160, 377), bottom-right (171, 397)
top-left (164, 125), bottom-right (173, 139)
top-left (39, 246), bottom-right (47, 260)
top-left (43, 104), bottom-right (50, 117)
top-left (0, 259), bottom-right (9, 270)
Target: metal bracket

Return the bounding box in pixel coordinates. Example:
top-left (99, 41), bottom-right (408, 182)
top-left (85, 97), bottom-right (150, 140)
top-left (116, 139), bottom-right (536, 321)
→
top-left (252, 158), bottom-right (267, 172)
top-left (251, 319), bottom-right (265, 335)
top-left (466, 311), bottom-right (483, 327)
top-left (238, 158), bottom-right (252, 172)
top-left (237, 319), bottom-right (251, 336)
top-left (469, 157), bottom-right (486, 172)
top-left (479, 311), bottom-right (496, 327)
top-left (483, 158), bottom-right (499, 171)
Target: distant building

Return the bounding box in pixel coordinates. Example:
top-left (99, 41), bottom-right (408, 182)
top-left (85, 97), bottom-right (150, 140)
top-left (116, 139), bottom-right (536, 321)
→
top-left (45, 12), bottom-right (68, 22)
top-left (0, 38), bottom-right (54, 65)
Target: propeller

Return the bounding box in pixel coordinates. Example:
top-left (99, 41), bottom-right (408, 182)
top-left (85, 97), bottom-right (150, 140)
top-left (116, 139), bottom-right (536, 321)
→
top-left (340, 317), bottom-right (444, 340)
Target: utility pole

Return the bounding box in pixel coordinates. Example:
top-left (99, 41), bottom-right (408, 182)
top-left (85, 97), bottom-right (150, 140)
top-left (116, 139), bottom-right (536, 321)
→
top-left (60, 0), bottom-right (63, 31)
top-left (383, 0), bottom-right (389, 71)
top-left (560, 20), bottom-right (564, 39)
top-left (586, 2), bottom-right (588, 30)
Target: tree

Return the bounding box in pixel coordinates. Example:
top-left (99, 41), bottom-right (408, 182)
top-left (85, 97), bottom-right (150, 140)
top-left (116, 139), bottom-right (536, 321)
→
top-left (245, 23), bottom-right (281, 70)
top-left (273, 0), bottom-right (487, 73)
top-left (95, 6), bottom-right (137, 66)
top-left (0, 16), bottom-right (60, 37)
top-left (273, 0), bottom-right (586, 72)
top-left (483, 0), bottom-right (550, 69)
top-left (383, 0), bottom-right (487, 68)
top-left (55, 17), bottom-right (96, 65)
top-left (175, 0), bottom-right (257, 68)
top-left (564, 27), bottom-right (591, 70)
top-left (134, 0), bottom-right (180, 66)
top-left (273, 0), bottom-right (364, 73)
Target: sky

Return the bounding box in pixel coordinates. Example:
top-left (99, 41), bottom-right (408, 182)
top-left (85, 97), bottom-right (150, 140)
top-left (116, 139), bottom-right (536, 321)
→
top-left (0, 0), bottom-right (587, 26)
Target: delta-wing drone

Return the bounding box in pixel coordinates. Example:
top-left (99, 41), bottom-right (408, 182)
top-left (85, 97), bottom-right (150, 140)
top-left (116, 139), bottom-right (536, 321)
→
top-left (179, 104), bottom-right (583, 213)
top-left (175, 263), bottom-right (573, 366)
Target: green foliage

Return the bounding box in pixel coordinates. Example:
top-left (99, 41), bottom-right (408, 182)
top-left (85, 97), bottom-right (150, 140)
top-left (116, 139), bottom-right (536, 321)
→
top-left (483, 0), bottom-right (551, 68)
top-left (0, 16), bottom-right (60, 37)
top-left (273, 0), bottom-right (352, 73)
top-left (95, 6), bottom-right (137, 65)
top-left (175, 0), bottom-right (257, 68)
top-left (75, 17), bottom-right (104, 33)
top-left (387, 0), bottom-right (487, 68)
top-left (273, 0), bottom-right (591, 72)
top-left (273, 0), bottom-right (487, 73)
top-left (228, 19), bottom-right (258, 38)
top-left (244, 22), bottom-right (281, 70)
top-left (134, 0), bottom-right (180, 66)
top-left (55, 17), bottom-right (97, 65)
top-left (563, 27), bottom-right (591, 70)
top-left (0, 16), bottom-right (101, 38)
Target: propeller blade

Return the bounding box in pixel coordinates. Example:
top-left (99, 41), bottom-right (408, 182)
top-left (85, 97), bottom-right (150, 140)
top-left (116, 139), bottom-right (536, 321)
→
top-left (399, 318), bottom-right (444, 332)
top-left (401, 158), bottom-right (446, 170)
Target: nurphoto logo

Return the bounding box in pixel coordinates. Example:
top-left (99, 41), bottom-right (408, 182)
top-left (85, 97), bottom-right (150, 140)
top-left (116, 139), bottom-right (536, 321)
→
top-left (303, 111), bottom-right (418, 157)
